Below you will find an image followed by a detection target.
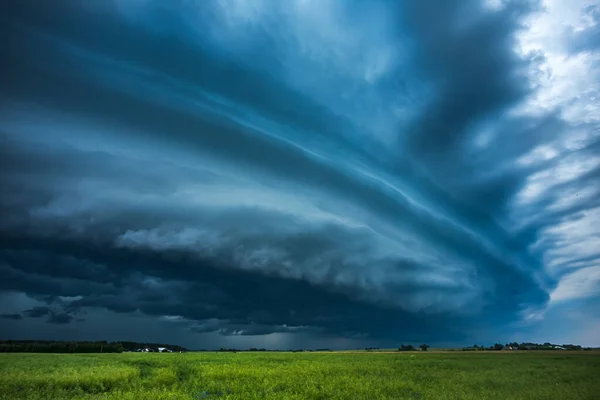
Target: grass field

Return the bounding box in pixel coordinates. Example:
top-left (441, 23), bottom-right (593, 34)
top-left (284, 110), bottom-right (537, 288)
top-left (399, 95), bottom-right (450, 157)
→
top-left (1, 352), bottom-right (599, 400)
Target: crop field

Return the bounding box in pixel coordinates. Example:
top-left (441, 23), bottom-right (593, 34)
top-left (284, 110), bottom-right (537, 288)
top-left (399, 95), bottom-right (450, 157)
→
top-left (1, 352), bottom-right (599, 400)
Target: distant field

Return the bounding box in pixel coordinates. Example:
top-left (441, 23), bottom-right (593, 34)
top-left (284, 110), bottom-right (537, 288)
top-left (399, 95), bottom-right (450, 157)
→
top-left (1, 352), bottom-right (599, 399)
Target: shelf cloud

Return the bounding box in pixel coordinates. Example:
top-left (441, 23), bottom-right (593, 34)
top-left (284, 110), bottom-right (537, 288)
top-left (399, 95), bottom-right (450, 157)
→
top-left (1, 0), bottom-right (598, 348)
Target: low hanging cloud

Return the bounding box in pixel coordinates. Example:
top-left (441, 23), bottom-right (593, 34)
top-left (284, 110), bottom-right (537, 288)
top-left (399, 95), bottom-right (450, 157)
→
top-left (1, 0), bottom-right (599, 347)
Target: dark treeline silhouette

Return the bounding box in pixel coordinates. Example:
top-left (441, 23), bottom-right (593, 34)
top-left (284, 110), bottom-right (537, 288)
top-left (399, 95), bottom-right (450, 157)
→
top-left (3, 340), bottom-right (592, 353)
top-left (395, 342), bottom-right (592, 352)
top-left (397, 344), bottom-right (432, 351)
top-left (0, 340), bottom-right (186, 353)
top-left (216, 348), bottom-right (332, 353)
top-left (461, 342), bottom-right (590, 351)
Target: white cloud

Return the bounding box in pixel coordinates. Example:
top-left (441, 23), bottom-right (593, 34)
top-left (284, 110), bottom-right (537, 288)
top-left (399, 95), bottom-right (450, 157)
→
top-left (550, 265), bottom-right (600, 302)
top-left (515, 0), bottom-right (600, 124)
top-left (508, 0), bottom-right (600, 306)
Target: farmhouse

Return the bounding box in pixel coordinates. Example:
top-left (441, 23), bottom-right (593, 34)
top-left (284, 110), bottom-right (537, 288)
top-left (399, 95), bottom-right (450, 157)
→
top-left (137, 347), bottom-right (153, 352)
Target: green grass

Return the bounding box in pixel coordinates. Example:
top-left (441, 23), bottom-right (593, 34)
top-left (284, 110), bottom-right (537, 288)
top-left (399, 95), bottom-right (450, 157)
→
top-left (1, 352), bottom-right (599, 399)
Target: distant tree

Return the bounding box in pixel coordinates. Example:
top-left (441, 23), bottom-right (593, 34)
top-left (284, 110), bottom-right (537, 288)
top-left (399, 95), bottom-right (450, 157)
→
top-left (0, 340), bottom-right (134, 353)
top-left (419, 344), bottom-right (430, 351)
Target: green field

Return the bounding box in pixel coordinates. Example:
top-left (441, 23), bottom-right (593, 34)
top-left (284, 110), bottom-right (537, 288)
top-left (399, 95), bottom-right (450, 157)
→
top-left (1, 352), bottom-right (599, 400)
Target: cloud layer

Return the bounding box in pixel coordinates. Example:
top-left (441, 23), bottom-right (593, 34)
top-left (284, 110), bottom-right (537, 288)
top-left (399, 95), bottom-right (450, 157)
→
top-left (1, 0), bottom-right (599, 348)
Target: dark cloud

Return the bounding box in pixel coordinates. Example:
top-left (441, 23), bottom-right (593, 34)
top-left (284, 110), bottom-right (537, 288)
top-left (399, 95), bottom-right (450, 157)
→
top-left (401, 0), bottom-right (537, 157)
top-left (0, 0), bottom-right (598, 347)
top-left (0, 232), bottom-right (470, 342)
top-left (19, 302), bottom-right (84, 325)
top-left (23, 307), bottom-right (51, 318)
top-left (1, 313), bottom-right (23, 320)
top-left (47, 312), bottom-right (76, 325)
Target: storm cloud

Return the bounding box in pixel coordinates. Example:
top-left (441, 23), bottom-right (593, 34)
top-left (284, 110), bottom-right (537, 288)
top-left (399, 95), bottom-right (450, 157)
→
top-left (1, 0), bottom-right (599, 348)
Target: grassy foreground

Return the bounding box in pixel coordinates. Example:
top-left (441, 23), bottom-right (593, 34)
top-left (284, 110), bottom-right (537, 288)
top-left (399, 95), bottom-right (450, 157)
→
top-left (1, 352), bottom-right (599, 400)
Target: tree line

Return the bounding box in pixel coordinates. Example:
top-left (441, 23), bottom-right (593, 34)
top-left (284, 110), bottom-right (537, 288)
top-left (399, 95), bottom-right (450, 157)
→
top-left (398, 344), bottom-right (430, 351)
top-left (396, 342), bottom-right (592, 352)
top-left (461, 342), bottom-right (591, 351)
top-left (1, 340), bottom-right (592, 353)
top-left (215, 348), bottom-right (334, 353)
top-left (0, 340), bottom-right (187, 353)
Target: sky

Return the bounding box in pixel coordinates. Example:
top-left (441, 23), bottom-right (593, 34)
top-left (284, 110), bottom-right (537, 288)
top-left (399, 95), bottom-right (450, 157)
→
top-left (1, 0), bottom-right (599, 350)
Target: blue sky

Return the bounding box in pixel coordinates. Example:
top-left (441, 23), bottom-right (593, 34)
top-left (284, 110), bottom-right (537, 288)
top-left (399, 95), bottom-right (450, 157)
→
top-left (1, 0), bottom-right (599, 349)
